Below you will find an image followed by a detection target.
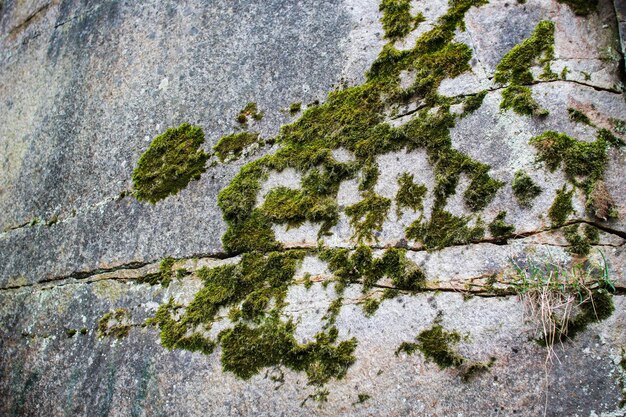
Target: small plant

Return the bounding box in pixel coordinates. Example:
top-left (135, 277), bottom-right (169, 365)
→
top-left (511, 252), bottom-right (614, 362)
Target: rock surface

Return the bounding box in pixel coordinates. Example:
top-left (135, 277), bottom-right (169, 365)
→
top-left (1, 0), bottom-right (625, 416)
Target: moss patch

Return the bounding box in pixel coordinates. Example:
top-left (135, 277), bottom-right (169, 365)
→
top-left (345, 192), bottom-right (391, 243)
top-left (564, 224), bottom-right (599, 256)
top-left (512, 170), bottom-right (542, 207)
top-left (548, 186), bottom-right (574, 227)
top-left (396, 172), bottom-right (427, 216)
top-left (132, 123), bottom-right (209, 204)
top-left (568, 108), bottom-right (594, 126)
top-left (138, 257), bottom-right (176, 287)
top-left (213, 132), bottom-right (261, 162)
top-left (488, 211), bottom-right (515, 238)
top-left (237, 102), bottom-right (263, 124)
top-left (406, 208), bottom-right (484, 250)
top-left (379, 0), bottom-right (425, 41)
top-left (494, 21), bottom-right (554, 116)
top-left (98, 308), bottom-right (131, 339)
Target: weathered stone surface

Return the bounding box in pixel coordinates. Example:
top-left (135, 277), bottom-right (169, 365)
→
top-left (1, 0), bottom-right (625, 416)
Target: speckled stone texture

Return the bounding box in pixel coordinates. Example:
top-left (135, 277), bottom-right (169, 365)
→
top-left (1, 0), bottom-right (625, 416)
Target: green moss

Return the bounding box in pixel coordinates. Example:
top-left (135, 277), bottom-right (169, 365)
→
top-left (362, 298), bottom-right (381, 317)
top-left (494, 21), bottom-right (555, 85)
top-left (460, 357), bottom-right (496, 382)
top-left (66, 329), bottom-right (77, 338)
top-left (320, 246), bottom-right (424, 292)
top-left (289, 102), bottom-right (302, 115)
top-left (494, 21), bottom-right (554, 117)
top-left (395, 341), bottom-right (419, 356)
top-left (564, 224), bottom-right (599, 256)
top-left (406, 208), bottom-right (484, 250)
top-left (138, 257), bottom-right (176, 287)
top-left (396, 173), bottom-right (427, 216)
top-left (98, 308), bottom-right (131, 339)
top-left (213, 132), bottom-right (261, 162)
top-left (511, 170), bottom-right (542, 207)
top-left (379, 0), bottom-right (425, 41)
top-left (548, 186), bottom-right (574, 227)
top-left (80, 328), bottom-right (88, 335)
top-left (488, 211), bottom-right (515, 237)
top-left (609, 118), bottom-right (626, 135)
top-left (416, 324), bottom-right (465, 368)
top-left (500, 85), bottom-right (548, 117)
top-left (598, 128), bottom-right (626, 148)
top-left (237, 102), bottom-right (263, 124)
top-left (355, 393), bottom-right (371, 404)
top-left (530, 130), bottom-right (608, 196)
top-left (557, 0), bottom-right (597, 16)
top-left (462, 90), bottom-right (487, 116)
top-left (560, 66), bottom-right (569, 80)
top-left (219, 318), bottom-right (357, 386)
top-left (464, 165), bottom-right (505, 211)
top-left (132, 123), bottom-right (209, 204)
top-left (345, 192), bottom-right (391, 243)
top-left (567, 108), bottom-right (594, 126)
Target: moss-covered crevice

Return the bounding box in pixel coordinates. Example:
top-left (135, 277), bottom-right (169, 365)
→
top-left (564, 224), bottom-right (599, 256)
top-left (494, 21), bottom-right (555, 116)
top-left (132, 123), bottom-right (209, 204)
top-left (488, 211), bottom-right (515, 238)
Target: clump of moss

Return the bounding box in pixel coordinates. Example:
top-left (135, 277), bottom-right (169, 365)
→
top-left (362, 298), bottom-right (381, 316)
top-left (345, 192), bottom-right (391, 243)
top-left (379, 0), bottom-right (425, 41)
top-left (416, 324), bottom-right (465, 368)
top-left (66, 329), bottom-right (77, 338)
top-left (138, 257), bottom-right (176, 287)
top-left (512, 170), bottom-right (542, 207)
top-left (462, 91), bottom-right (487, 116)
top-left (289, 102), bottom-right (302, 115)
top-left (213, 132), bottom-right (261, 162)
top-left (494, 21), bottom-right (555, 116)
top-left (567, 108), bottom-right (594, 126)
top-left (530, 130), bottom-right (610, 212)
top-left (98, 308), bottom-right (131, 339)
top-left (557, 0), bottom-right (597, 16)
top-left (395, 341), bottom-right (419, 356)
top-left (355, 393), bottom-right (371, 404)
top-left (132, 123), bottom-right (209, 204)
top-left (219, 319), bottom-right (357, 386)
top-left (395, 172), bottom-right (427, 216)
top-left (548, 186), bottom-right (574, 227)
top-left (406, 208), bottom-right (484, 250)
top-left (598, 128), bottom-right (626, 148)
top-left (488, 211), bottom-right (515, 238)
top-left (500, 85), bottom-right (548, 117)
top-left (321, 246), bottom-right (425, 293)
top-left (564, 224), bottom-right (599, 256)
top-left (237, 102), bottom-right (263, 124)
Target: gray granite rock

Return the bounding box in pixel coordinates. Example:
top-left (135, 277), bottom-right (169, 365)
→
top-left (1, 0), bottom-right (625, 416)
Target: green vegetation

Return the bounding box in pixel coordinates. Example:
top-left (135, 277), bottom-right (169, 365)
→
top-left (406, 208), bottom-right (484, 250)
top-left (213, 132), bottom-right (261, 162)
top-left (237, 102), bottom-right (263, 124)
top-left (567, 107), bottom-right (593, 126)
top-left (462, 91), bottom-right (487, 116)
top-left (494, 21), bottom-right (555, 116)
top-left (138, 257), bottom-right (176, 287)
top-left (355, 393), bottom-right (371, 404)
top-left (98, 308), bottom-right (131, 339)
top-left (415, 323), bottom-right (464, 368)
top-left (548, 186), bottom-right (574, 227)
top-left (557, 0), bottom-right (597, 16)
top-left (396, 172), bottom-right (427, 216)
top-left (488, 211), bottom-right (515, 238)
top-left (511, 254), bottom-right (614, 354)
top-left (289, 102), bottom-right (302, 115)
top-left (132, 123), bottom-right (209, 204)
top-left (530, 129), bottom-right (614, 220)
top-left (345, 192), bottom-right (391, 243)
top-left (564, 224), bottom-right (599, 256)
top-left (66, 329), bottom-right (77, 338)
top-left (511, 170), bottom-right (542, 207)
top-left (363, 298), bottom-right (381, 316)
top-left (379, 0), bottom-right (425, 41)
